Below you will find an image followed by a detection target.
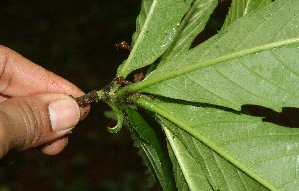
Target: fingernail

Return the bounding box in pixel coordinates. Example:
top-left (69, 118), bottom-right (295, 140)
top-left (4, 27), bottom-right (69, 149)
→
top-left (49, 98), bottom-right (80, 132)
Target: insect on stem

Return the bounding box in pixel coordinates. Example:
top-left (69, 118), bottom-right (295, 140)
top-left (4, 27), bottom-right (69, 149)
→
top-left (114, 40), bottom-right (133, 51)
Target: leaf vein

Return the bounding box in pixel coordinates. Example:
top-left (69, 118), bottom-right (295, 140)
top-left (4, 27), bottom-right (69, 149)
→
top-left (213, 152), bottom-right (231, 190)
top-left (238, 170), bottom-right (250, 191)
top-left (249, 153), bottom-right (299, 168)
top-left (219, 132), bottom-right (299, 147)
top-left (213, 64), bottom-right (270, 103)
top-left (187, 75), bottom-right (239, 108)
top-left (270, 49), bottom-right (299, 78)
top-left (278, 175), bottom-right (299, 189)
top-left (239, 57), bottom-right (294, 96)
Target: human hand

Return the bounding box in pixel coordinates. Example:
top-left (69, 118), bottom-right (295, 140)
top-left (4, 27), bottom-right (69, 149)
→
top-left (0, 45), bottom-right (89, 159)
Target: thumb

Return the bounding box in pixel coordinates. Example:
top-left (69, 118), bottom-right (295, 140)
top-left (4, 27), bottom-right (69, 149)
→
top-left (0, 93), bottom-right (81, 158)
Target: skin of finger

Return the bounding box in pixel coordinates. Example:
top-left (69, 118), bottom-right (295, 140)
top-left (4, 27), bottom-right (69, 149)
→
top-left (0, 45), bottom-right (90, 119)
top-left (0, 119), bottom-right (9, 158)
top-left (0, 45), bottom-right (84, 97)
top-left (39, 136), bottom-right (69, 155)
top-left (0, 46), bottom-right (90, 157)
top-left (0, 93), bottom-right (79, 157)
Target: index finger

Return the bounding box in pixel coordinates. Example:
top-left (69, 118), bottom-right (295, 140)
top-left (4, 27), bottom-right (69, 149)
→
top-left (0, 45), bottom-right (84, 97)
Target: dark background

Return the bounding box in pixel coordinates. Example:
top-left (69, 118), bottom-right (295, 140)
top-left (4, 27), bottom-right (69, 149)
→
top-left (0, 1), bottom-right (231, 191)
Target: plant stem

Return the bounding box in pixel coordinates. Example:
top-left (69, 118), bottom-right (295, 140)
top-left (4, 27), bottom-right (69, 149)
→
top-left (73, 89), bottom-right (106, 107)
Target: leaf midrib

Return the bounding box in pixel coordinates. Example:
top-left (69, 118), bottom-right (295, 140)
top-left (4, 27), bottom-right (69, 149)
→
top-left (163, 127), bottom-right (199, 190)
top-left (118, 0), bottom-right (158, 77)
top-left (133, 96), bottom-right (277, 190)
top-left (118, 38), bottom-right (299, 96)
top-left (161, 0), bottom-right (216, 63)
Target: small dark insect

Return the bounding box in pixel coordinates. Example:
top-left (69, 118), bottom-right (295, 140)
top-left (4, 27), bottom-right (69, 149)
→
top-left (133, 72), bottom-right (144, 83)
top-left (114, 40), bottom-right (133, 51)
top-left (115, 76), bottom-right (131, 85)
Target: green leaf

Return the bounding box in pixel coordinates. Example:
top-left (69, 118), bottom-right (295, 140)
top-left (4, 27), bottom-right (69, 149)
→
top-left (134, 97), bottom-right (299, 190)
top-left (163, 124), bottom-right (214, 191)
top-left (160, 117), bottom-right (268, 191)
top-left (117, 0), bottom-right (194, 77)
top-left (222, 0), bottom-right (272, 29)
top-left (123, 0), bottom-right (299, 112)
top-left (102, 0), bottom-right (299, 190)
top-left (159, 0), bottom-right (218, 65)
top-left (126, 106), bottom-right (176, 191)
